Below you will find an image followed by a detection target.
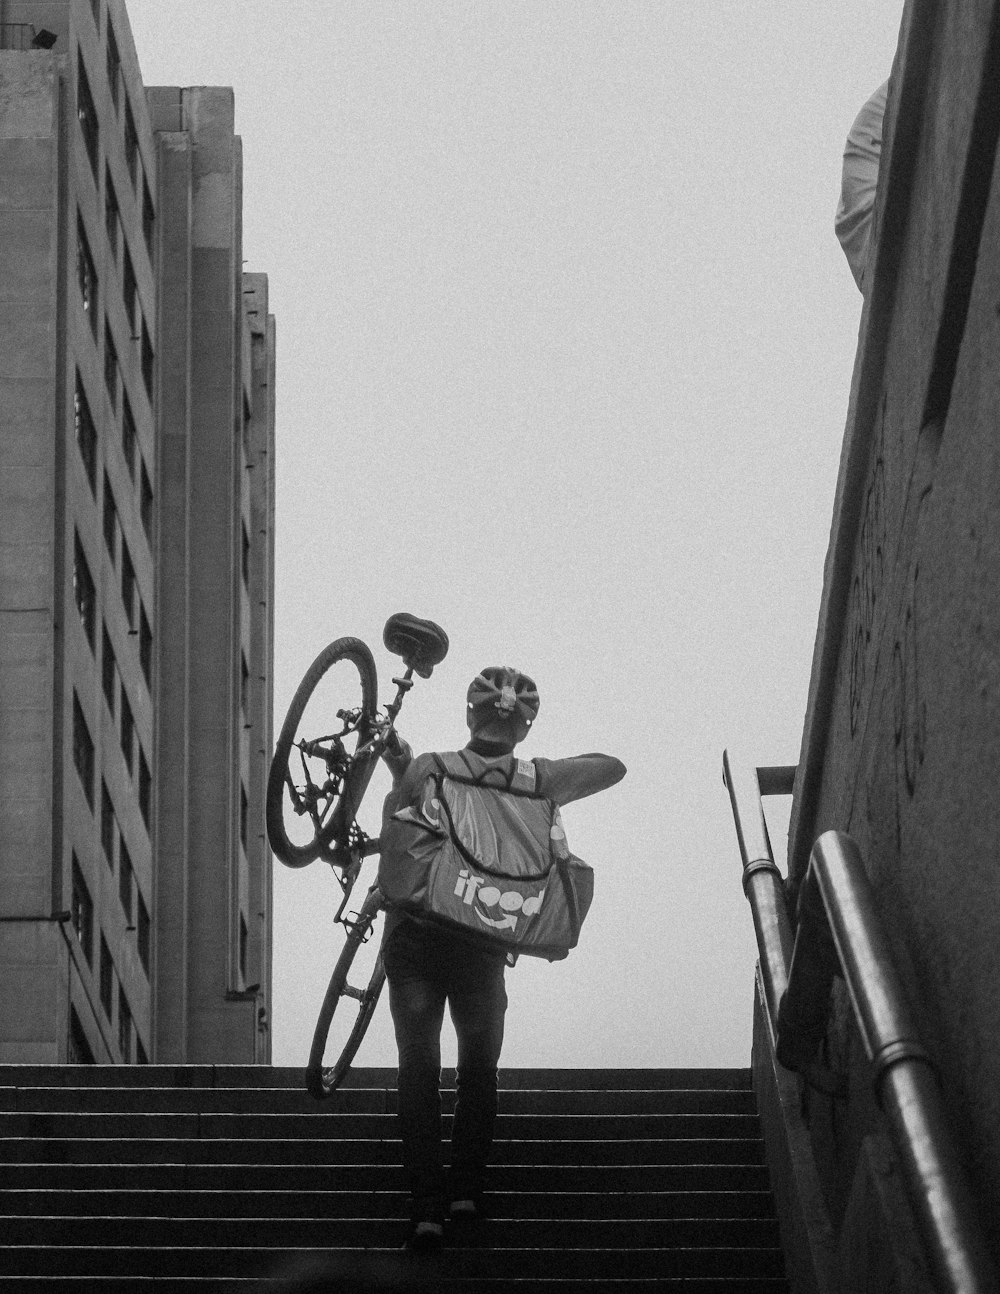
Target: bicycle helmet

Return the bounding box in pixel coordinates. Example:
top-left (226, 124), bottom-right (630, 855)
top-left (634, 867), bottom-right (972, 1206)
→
top-left (467, 666), bottom-right (540, 743)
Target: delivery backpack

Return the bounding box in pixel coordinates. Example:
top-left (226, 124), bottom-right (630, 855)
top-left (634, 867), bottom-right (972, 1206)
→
top-left (378, 751), bottom-right (594, 961)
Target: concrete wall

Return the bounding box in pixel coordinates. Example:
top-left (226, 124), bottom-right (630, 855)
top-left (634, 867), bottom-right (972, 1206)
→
top-left (0, 50), bottom-right (68, 1061)
top-left (149, 86), bottom-right (274, 1064)
top-left (787, 0), bottom-right (1000, 1263)
top-left (243, 271), bottom-right (275, 1054)
top-left (181, 85), bottom-right (243, 1060)
top-left (150, 102), bottom-right (192, 1060)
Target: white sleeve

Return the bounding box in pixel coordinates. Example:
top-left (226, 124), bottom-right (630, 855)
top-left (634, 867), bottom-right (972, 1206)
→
top-left (835, 81), bottom-right (889, 292)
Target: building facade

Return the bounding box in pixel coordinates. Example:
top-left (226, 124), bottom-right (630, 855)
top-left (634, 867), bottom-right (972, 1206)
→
top-left (0, 0), bottom-right (275, 1064)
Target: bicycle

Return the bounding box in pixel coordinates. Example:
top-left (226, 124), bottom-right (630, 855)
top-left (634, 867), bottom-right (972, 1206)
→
top-left (265, 612), bottom-right (449, 1099)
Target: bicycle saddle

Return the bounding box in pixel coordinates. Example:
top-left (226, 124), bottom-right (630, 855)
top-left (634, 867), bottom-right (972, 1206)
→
top-left (383, 612), bottom-right (449, 678)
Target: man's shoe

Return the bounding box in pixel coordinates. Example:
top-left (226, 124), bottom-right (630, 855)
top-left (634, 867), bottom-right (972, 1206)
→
top-left (449, 1194), bottom-right (483, 1222)
top-left (406, 1218), bottom-right (444, 1253)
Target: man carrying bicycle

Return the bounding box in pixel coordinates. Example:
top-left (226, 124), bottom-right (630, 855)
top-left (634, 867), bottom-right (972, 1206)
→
top-left (378, 665), bottom-right (626, 1252)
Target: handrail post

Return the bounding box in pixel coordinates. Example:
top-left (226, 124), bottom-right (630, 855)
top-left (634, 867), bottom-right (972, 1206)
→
top-left (722, 750), bottom-right (795, 1037)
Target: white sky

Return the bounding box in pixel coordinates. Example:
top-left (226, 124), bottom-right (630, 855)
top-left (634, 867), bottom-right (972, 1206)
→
top-left (128, 0), bottom-right (903, 1069)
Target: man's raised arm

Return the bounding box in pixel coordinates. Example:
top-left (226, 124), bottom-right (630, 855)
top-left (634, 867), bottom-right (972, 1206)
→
top-left (533, 753), bottom-right (627, 806)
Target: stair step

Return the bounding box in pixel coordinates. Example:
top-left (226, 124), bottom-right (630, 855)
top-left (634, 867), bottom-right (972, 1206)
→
top-left (0, 1084), bottom-right (757, 1114)
top-left (0, 1065), bottom-right (753, 1090)
top-left (0, 1136), bottom-right (765, 1166)
top-left (0, 1187), bottom-right (780, 1219)
top-left (0, 1280), bottom-right (789, 1293)
top-left (0, 1244), bottom-right (788, 1279)
top-left (0, 1215), bottom-right (782, 1247)
top-left (0, 1110), bottom-right (761, 1138)
top-left (0, 1160), bottom-right (773, 1191)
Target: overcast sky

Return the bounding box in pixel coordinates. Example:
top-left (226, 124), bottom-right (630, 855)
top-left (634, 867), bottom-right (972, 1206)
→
top-left (128, 0), bottom-right (903, 1070)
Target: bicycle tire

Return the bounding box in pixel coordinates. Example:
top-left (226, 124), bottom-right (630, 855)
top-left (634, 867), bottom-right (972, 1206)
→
top-left (307, 886), bottom-right (386, 1098)
top-left (266, 637), bottom-right (378, 868)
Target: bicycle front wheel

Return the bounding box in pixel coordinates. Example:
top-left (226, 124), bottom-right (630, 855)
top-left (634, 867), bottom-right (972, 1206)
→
top-left (307, 886), bottom-right (387, 1098)
top-left (266, 637), bottom-right (378, 868)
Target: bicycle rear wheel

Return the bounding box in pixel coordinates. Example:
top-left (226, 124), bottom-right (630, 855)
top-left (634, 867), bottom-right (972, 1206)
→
top-left (266, 637), bottom-right (378, 868)
top-left (307, 886), bottom-right (387, 1098)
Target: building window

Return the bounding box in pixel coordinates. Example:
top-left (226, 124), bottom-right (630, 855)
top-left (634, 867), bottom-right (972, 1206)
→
top-left (239, 914), bottom-right (249, 982)
top-left (73, 534), bottom-right (96, 650)
top-left (74, 376), bottom-right (97, 494)
top-left (124, 100), bottom-right (139, 187)
top-left (118, 839), bottom-right (133, 922)
top-left (102, 474), bottom-right (118, 564)
top-left (240, 652), bottom-right (249, 719)
top-left (137, 892), bottom-right (150, 975)
top-left (140, 318), bottom-right (154, 397)
top-left (99, 935), bottom-right (113, 1019)
top-left (118, 985), bottom-right (132, 1061)
top-left (76, 56), bottom-right (99, 179)
top-left (140, 463), bottom-right (153, 542)
top-left (105, 168), bottom-right (119, 262)
top-left (102, 626), bottom-right (116, 712)
top-left (104, 321), bottom-right (118, 411)
top-left (121, 543), bottom-right (135, 624)
top-left (142, 179), bottom-right (155, 259)
top-left (123, 248), bottom-right (137, 332)
top-left (139, 749), bottom-right (152, 830)
top-left (76, 217), bottom-right (98, 334)
top-left (100, 782), bottom-right (115, 865)
top-left (72, 693), bottom-right (94, 808)
top-left (106, 24), bottom-right (121, 113)
top-left (120, 692), bottom-right (134, 775)
top-left (242, 395), bottom-right (252, 459)
top-left (122, 396), bottom-right (137, 480)
top-left (139, 605), bottom-right (152, 686)
top-left (71, 855), bottom-right (94, 966)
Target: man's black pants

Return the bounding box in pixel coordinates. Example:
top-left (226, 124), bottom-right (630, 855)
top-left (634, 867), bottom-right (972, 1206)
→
top-left (383, 919), bottom-right (507, 1216)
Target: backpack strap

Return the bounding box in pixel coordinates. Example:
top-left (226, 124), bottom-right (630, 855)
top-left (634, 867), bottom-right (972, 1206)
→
top-left (554, 852), bottom-right (583, 945)
top-left (434, 752), bottom-right (545, 798)
top-left (455, 749), bottom-right (481, 781)
top-left (454, 750), bottom-right (513, 790)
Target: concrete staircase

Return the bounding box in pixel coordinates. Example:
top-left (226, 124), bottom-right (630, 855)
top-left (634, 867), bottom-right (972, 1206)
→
top-left (0, 1065), bottom-right (788, 1291)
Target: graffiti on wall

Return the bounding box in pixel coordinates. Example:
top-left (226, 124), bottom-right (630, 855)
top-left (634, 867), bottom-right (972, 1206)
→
top-left (892, 450), bottom-right (934, 843)
top-left (893, 560), bottom-right (926, 798)
top-left (849, 399), bottom-right (887, 737)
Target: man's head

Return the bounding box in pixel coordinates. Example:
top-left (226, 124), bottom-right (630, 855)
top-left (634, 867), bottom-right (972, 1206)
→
top-left (466, 666), bottom-right (539, 751)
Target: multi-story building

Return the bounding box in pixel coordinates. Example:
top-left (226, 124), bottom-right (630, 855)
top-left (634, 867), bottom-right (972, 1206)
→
top-left (0, 0), bottom-right (275, 1064)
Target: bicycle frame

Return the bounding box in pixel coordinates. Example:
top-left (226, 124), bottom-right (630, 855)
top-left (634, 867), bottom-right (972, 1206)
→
top-left (328, 667), bottom-right (415, 925)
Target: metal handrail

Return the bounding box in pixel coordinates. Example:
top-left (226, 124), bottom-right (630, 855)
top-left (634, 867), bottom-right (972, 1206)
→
top-left (723, 750), bottom-right (998, 1294)
top-left (722, 751), bottom-right (795, 1040)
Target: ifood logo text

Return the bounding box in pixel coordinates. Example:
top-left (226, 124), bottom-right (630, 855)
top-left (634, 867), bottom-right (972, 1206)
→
top-left (453, 869), bottom-right (544, 932)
